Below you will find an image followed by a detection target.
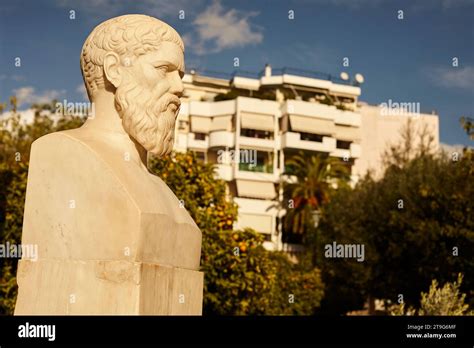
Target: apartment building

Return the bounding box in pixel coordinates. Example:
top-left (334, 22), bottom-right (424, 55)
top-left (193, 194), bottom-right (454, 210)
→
top-left (173, 65), bottom-right (439, 251)
top-left (0, 64), bottom-right (440, 253)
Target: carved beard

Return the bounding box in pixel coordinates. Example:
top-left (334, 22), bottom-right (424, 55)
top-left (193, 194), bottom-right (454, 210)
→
top-left (114, 81), bottom-right (181, 157)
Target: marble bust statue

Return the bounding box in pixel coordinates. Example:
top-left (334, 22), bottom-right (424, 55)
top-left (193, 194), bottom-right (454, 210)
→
top-left (14, 14), bottom-right (203, 315)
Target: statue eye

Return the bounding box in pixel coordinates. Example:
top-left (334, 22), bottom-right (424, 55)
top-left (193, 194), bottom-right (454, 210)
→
top-left (155, 65), bottom-right (168, 73)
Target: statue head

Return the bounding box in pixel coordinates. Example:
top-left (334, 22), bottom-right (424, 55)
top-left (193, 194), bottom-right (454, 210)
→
top-left (80, 14), bottom-right (185, 157)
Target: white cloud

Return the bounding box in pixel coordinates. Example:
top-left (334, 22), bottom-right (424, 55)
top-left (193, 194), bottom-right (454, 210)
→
top-left (427, 66), bottom-right (474, 89)
top-left (439, 142), bottom-right (469, 154)
top-left (13, 86), bottom-right (66, 107)
top-left (184, 1), bottom-right (263, 55)
top-left (76, 83), bottom-right (89, 100)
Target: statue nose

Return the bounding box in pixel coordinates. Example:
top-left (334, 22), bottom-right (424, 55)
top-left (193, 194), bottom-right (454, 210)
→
top-left (169, 71), bottom-right (184, 97)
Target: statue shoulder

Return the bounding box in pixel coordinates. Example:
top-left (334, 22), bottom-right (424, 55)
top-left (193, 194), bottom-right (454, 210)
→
top-left (31, 128), bottom-right (92, 154)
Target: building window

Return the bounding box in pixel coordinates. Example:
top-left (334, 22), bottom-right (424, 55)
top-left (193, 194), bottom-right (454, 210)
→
top-left (300, 132), bottom-right (323, 142)
top-left (238, 150), bottom-right (274, 173)
top-left (336, 140), bottom-right (352, 149)
top-left (194, 132), bottom-right (206, 141)
top-left (240, 128), bottom-right (274, 140)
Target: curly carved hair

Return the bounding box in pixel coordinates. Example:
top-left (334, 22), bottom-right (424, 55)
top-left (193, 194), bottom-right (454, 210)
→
top-left (80, 14), bottom-right (184, 100)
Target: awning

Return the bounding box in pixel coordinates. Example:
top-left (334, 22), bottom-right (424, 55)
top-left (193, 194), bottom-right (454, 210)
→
top-left (238, 213), bottom-right (273, 234)
top-left (211, 115), bottom-right (233, 131)
top-left (236, 180), bottom-right (276, 200)
top-left (335, 125), bottom-right (361, 141)
top-left (240, 112), bottom-right (274, 132)
top-left (190, 116), bottom-right (212, 133)
top-left (289, 115), bottom-right (335, 135)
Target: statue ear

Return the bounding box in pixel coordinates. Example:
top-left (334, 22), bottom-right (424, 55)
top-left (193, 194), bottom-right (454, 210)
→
top-left (103, 52), bottom-right (122, 88)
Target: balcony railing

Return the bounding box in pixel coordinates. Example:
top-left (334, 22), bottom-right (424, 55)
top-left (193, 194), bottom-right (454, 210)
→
top-left (231, 70), bottom-right (261, 79)
top-left (239, 162), bottom-right (274, 174)
top-left (271, 67), bottom-right (330, 81)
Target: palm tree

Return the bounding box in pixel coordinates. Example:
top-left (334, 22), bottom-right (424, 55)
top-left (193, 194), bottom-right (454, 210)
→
top-left (282, 152), bottom-right (350, 236)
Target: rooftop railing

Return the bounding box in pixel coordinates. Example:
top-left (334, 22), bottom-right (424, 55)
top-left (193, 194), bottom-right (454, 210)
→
top-left (187, 67), bottom-right (359, 86)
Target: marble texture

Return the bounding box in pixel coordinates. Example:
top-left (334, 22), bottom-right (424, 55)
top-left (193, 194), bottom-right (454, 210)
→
top-left (15, 14), bottom-right (203, 315)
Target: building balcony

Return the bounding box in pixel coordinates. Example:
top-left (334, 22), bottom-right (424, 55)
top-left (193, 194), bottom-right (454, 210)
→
top-left (232, 76), bottom-right (260, 91)
top-left (281, 132), bottom-right (336, 152)
top-left (235, 169), bottom-right (278, 182)
top-left (331, 142), bottom-right (361, 159)
top-left (237, 96), bottom-right (280, 115)
top-left (187, 133), bottom-right (209, 150)
top-left (239, 136), bottom-right (275, 150)
top-left (188, 99), bottom-right (235, 116)
top-left (214, 164), bottom-right (233, 181)
top-left (234, 212), bottom-right (274, 235)
top-left (233, 197), bottom-right (278, 237)
top-left (283, 100), bottom-right (337, 120)
top-left (209, 130), bottom-right (235, 148)
top-left (239, 162), bottom-right (274, 174)
top-left (334, 110), bottom-right (361, 127)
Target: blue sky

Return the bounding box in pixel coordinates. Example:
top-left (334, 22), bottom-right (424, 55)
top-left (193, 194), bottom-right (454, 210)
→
top-left (0, 0), bottom-right (473, 145)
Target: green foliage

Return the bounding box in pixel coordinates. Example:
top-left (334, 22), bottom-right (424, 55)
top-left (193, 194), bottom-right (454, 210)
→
top-left (149, 152), bottom-right (324, 315)
top-left (201, 228), bottom-right (277, 315)
top-left (282, 152), bottom-right (349, 236)
top-left (214, 89), bottom-right (277, 102)
top-left (214, 90), bottom-right (244, 101)
top-left (419, 273), bottom-right (472, 316)
top-left (0, 100), bottom-right (86, 314)
top-left (266, 252), bottom-right (324, 315)
top-left (318, 153), bottom-right (474, 314)
top-left (460, 116), bottom-right (473, 140)
top-left (0, 98), bottom-right (324, 316)
top-left (390, 273), bottom-right (473, 316)
top-left (316, 124), bottom-right (474, 314)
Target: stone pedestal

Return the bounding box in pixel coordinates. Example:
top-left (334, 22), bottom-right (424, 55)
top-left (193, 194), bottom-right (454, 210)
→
top-left (15, 260), bottom-right (203, 315)
top-left (14, 131), bottom-right (203, 315)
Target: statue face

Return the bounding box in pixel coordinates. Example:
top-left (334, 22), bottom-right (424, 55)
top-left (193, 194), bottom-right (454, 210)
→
top-left (114, 42), bottom-right (185, 157)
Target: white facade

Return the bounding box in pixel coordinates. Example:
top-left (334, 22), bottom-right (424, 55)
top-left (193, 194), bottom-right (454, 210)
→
top-left (174, 67), bottom-right (440, 251)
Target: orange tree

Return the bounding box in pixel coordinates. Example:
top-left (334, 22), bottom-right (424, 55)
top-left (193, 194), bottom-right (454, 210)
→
top-left (149, 152), bottom-right (325, 315)
top-left (0, 97), bottom-right (324, 315)
top-left (0, 99), bottom-right (86, 314)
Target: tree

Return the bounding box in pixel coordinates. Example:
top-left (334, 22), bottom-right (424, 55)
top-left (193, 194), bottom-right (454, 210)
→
top-left (0, 97), bottom-right (325, 315)
top-left (460, 116), bottom-right (473, 140)
top-left (149, 152), bottom-right (325, 315)
top-left (282, 152), bottom-right (349, 237)
top-left (0, 99), bottom-right (86, 314)
top-left (315, 122), bottom-right (474, 315)
top-left (390, 273), bottom-right (473, 316)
